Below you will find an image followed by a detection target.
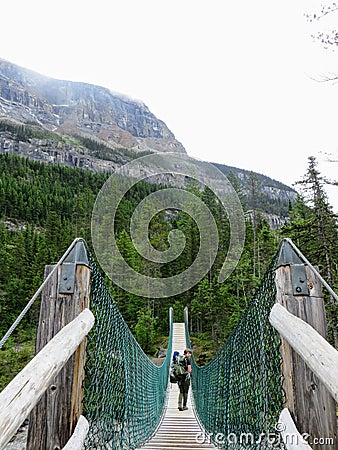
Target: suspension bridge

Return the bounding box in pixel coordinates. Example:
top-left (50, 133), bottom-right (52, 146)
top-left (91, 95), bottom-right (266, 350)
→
top-left (137, 323), bottom-right (216, 450)
top-left (0, 238), bottom-right (337, 450)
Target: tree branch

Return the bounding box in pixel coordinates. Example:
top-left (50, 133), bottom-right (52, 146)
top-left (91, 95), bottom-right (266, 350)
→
top-left (308, 72), bottom-right (338, 82)
top-left (305, 2), bottom-right (338, 22)
top-left (311, 30), bottom-right (338, 49)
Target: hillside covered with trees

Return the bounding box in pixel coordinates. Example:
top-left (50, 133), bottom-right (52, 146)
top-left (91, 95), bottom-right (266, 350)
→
top-left (0, 153), bottom-right (336, 389)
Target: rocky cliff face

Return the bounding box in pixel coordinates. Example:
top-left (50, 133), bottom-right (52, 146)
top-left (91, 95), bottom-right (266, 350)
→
top-left (0, 58), bottom-right (186, 154)
top-left (0, 131), bottom-right (121, 172)
top-left (0, 58), bottom-right (296, 222)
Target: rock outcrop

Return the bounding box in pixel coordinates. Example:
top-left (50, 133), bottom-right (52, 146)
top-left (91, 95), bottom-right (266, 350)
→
top-left (0, 131), bottom-right (122, 172)
top-left (0, 58), bottom-right (296, 222)
top-left (0, 58), bottom-right (186, 155)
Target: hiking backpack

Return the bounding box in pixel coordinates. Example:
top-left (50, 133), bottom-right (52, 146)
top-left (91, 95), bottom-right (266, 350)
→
top-left (170, 353), bottom-right (187, 383)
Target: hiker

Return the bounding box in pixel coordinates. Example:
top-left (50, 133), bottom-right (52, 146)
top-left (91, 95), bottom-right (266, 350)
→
top-left (177, 348), bottom-right (192, 411)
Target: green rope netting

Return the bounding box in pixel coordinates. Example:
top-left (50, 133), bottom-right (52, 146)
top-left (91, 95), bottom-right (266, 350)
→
top-left (83, 254), bottom-right (173, 449)
top-left (83, 249), bottom-right (285, 449)
top-left (185, 254), bottom-right (286, 449)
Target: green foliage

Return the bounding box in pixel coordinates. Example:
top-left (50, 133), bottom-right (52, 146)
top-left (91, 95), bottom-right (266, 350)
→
top-left (215, 163), bottom-right (294, 217)
top-left (0, 154), bottom-right (281, 359)
top-left (0, 154), bottom-right (110, 337)
top-left (0, 151), bottom-right (296, 393)
top-left (75, 134), bottom-right (153, 162)
top-left (0, 339), bottom-right (35, 391)
top-left (0, 119), bottom-right (65, 142)
top-left (134, 308), bottom-right (157, 354)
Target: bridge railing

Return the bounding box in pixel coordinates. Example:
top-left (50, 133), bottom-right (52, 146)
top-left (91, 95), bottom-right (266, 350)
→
top-left (270, 303), bottom-right (338, 403)
top-left (185, 238), bottom-right (337, 450)
top-left (270, 238), bottom-right (337, 450)
top-left (0, 238), bottom-right (94, 450)
top-left (0, 237), bottom-right (174, 450)
top-left (0, 309), bottom-right (94, 449)
top-left (185, 252), bottom-right (286, 449)
top-left (82, 252), bottom-right (174, 449)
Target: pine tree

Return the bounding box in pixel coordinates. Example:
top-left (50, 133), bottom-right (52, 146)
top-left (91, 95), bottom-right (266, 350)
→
top-left (246, 172), bottom-right (263, 278)
top-left (134, 307), bottom-right (157, 354)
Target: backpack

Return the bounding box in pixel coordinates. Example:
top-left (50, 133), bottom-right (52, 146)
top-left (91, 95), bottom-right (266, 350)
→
top-left (170, 353), bottom-right (187, 383)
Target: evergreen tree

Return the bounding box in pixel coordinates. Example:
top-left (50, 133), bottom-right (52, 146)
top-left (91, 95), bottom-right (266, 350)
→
top-left (246, 172), bottom-right (263, 277)
top-left (134, 307), bottom-right (157, 354)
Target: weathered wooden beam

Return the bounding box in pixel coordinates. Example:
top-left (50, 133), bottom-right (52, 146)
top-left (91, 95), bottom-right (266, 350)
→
top-left (61, 415), bottom-right (89, 450)
top-left (0, 308), bottom-right (94, 450)
top-left (278, 408), bottom-right (312, 449)
top-left (270, 303), bottom-right (338, 402)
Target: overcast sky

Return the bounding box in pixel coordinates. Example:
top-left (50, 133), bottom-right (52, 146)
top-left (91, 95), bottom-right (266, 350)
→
top-left (2, 0), bottom-right (338, 210)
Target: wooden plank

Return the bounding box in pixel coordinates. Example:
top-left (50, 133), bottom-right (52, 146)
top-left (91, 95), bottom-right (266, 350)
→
top-left (278, 408), bottom-right (312, 449)
top-left (270, 303), bottom-right (338, 402)
top-left (61, 415), bottom-right (89, 450)
top-left (269, 303), bottom-right (338, 401)
top-left (0, 308), bottom-right (94, 450)
top-left (27, 257), bottom-right (91, 450)
top-left (274, 263), bottom-right (337, 450)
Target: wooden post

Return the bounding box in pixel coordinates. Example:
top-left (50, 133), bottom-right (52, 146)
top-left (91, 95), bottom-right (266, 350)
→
top-left (275, 240), bottom-right (337, 450)
top-left (27, 241), bottom-right (91, 450)
top-left (0, 309), bottom-right (94, 450)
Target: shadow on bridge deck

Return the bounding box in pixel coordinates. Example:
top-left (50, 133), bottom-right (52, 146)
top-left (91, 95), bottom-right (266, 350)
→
top-left (137, 323), bottom-right (216, 450)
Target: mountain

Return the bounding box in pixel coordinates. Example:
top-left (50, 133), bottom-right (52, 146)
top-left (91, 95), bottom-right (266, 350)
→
top-left (0, 58), bottom-right (296, 222)
top-left (0, 57), bottom-right (185, 156)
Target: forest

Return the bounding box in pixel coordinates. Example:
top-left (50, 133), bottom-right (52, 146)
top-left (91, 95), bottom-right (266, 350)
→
top-left (0, 153), bottom-right (337, 389)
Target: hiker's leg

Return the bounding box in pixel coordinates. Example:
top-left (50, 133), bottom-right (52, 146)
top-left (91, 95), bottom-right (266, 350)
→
top-left (182, 379), bottom-right (190, 407)
top-left (178, 382), bottom-right (184, 409)
top-left (178, 391), bottom-right (184, 408)
top-left (183, 391), bottom-right (188, 407)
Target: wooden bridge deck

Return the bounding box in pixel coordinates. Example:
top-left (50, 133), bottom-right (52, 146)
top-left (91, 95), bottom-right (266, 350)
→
top-left (138, 323), bottom-right (217, 450)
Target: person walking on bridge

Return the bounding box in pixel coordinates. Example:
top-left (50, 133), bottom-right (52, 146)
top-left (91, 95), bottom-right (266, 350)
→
top-left (178, 348), bottom-right (192, 411)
